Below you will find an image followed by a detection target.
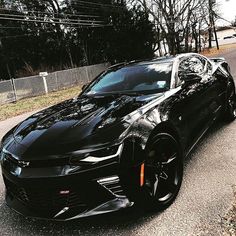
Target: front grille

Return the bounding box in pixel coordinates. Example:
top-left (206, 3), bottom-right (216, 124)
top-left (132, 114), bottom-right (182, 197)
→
top-left (2, 151), bottom-right (69, 168)
top-left (26, 158), bottom-right (69, 168)
top-left (4, 177), bottom-right (87, 212)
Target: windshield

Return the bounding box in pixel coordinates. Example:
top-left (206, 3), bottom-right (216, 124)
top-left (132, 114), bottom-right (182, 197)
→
top-left (83, 62), bottom-right (173, 95)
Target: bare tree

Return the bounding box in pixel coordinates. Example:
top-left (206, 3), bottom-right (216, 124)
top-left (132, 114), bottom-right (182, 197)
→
top-left (130, 0), bottom-right (217, 55)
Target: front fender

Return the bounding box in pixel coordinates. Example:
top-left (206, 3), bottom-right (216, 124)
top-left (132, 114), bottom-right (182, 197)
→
top-left (123, 104), bottom-right (183, 165)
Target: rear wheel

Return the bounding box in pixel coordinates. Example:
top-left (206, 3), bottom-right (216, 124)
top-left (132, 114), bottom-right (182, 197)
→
top-left (143, 133), bottom-right (183, 210)
top-left (224, 84), bottom-right (236, 122)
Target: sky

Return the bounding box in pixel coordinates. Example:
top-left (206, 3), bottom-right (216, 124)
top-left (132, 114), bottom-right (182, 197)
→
top-left (217, 0), bottom-right (236, 25)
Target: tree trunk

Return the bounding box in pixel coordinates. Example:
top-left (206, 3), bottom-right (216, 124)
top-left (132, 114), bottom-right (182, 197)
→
top-left (175, 33), bottom-right (181, 54)
top-left (208, 28), bottom-right (212, 48)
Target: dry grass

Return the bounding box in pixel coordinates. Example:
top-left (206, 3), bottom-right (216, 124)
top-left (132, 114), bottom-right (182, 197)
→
top-left (201, 43), bottom-right (236, 57)
top-left (0, 85), bottom-right (81, 121)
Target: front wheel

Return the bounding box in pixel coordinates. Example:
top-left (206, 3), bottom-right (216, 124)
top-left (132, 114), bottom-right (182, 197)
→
top-left (142, 133), bottom-right (183, 210)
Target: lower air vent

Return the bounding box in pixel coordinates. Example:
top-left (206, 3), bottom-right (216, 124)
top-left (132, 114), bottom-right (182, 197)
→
top-left (4, 177), bottom-right (87, 213)
top-left (97, 176), bottom-right (125, 197)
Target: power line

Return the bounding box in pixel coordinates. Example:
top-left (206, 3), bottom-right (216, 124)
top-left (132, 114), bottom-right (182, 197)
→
top-left (0, 25), bottom-right (112, 31)
top-left (70, 0), bottom-right (125, 9)
top-left (0, 23), bottom-right (113, 39)
top-left (0, 7), bottom-right (101, 18)
top-left (0, 12), bottom-right (109, 26)
top-left (0, 16), bottom-right (111, 27)
top-left (214, 12), bottom-right (234, 25)
top-left (0, 13), bottom-right (104, 24)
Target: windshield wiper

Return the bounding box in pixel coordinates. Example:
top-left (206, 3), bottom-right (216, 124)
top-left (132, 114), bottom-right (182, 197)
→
top-left (120, 91), bottom-right (145, 96)
top-left (81, 91), bottom-right (145, 98)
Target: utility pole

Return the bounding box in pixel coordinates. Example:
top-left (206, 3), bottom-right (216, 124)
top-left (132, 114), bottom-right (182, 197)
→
top-left (209, 0), bottom-right (219, 50)
top-left (211, 0), bottom-right (219, 50)
top-left (208, 0), bottom-right (213, 48)
top-left (213, 15), bottom-right (219, 50)
top-left (198, 23), bottom-right (202, 52)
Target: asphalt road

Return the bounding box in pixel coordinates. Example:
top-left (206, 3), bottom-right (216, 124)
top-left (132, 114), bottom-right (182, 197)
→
top-left (0, 49), bottom-right (236, 236)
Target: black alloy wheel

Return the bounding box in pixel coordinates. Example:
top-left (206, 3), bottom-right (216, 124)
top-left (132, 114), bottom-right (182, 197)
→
top-left (143, 133), bottom-right (183, 210)
top-left (224, 84), bottom-right (236, 122)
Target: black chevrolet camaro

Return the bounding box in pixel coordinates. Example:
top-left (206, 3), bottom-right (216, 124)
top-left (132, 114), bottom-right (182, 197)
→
top-left (1, 53), bottom-right (236, 220)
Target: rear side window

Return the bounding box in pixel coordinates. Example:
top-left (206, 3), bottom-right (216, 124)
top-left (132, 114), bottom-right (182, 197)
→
top-left (206, 61), bottom-right (213, 75)
top-left (178, 56), bottom-right (205, 77)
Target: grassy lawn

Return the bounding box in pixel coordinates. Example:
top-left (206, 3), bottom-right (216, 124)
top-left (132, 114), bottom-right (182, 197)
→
top-left (201, 43), bottom-right (236, 56)
top-left (0, 85), bottom-right (81, 121)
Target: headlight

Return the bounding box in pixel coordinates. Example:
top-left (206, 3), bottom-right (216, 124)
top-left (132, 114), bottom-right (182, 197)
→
top-left (0, 151), bottom-right (4, 162)
top-left (0, 142), bottom-right (3, 153)
top-left (69, 144), bottom-right (123, 165)
top-left (0, 148), bottom-right (7, 163)
top-left (1, 133), bottom-right (14, 150)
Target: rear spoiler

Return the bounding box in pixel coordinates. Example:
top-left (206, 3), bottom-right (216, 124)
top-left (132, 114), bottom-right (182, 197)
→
top-left (210, 57), bottom-right (231, 73)
top-left (209, 57), bottom-right (226, 63)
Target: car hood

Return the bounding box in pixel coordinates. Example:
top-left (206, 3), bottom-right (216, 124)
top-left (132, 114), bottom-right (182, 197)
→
top-left (7, 93), bottom-right (163, 158)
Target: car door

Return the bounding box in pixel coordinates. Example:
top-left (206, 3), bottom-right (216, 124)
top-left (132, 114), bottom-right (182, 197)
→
top-left (203, 59), bottom-right (228, 119)
top-left (169, 56), bottom-right (213, 151)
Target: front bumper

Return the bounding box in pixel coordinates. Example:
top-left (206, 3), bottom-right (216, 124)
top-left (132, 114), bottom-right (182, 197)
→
top-left (1, 161), bottom-right (137, 221)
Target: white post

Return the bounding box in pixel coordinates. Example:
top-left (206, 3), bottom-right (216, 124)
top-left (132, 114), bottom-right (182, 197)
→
top-left (39, 72), bottom-right (48, 94)
top-left (85, 66), bottom-right (90, 83)
top-left (10, 77), bottom-right (17, 102)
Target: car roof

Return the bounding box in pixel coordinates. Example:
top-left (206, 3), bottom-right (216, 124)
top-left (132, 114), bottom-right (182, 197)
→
top-left (108, 53), bottom-right (205, 71)
top-left (107, 57), bottom-right (174, 70)
top-left (136, 56), bottom-right (174, 65)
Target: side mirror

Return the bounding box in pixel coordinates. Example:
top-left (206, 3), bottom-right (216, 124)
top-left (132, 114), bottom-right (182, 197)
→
top-left (179, 73), bottom-right (202, 83)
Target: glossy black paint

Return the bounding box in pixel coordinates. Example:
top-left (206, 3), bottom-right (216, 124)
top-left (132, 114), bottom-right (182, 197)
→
top-left (1, 53), bottom-right (235, 220)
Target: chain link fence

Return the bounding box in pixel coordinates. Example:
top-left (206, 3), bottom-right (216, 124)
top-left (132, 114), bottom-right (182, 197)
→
top-left (0, 63), bottom-right (109, 105)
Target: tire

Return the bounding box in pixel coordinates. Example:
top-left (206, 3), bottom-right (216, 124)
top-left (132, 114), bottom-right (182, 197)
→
top-left (142, 133), bottom-right (183, 211)
top-left (224, 83), bottom-right (236, 122)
